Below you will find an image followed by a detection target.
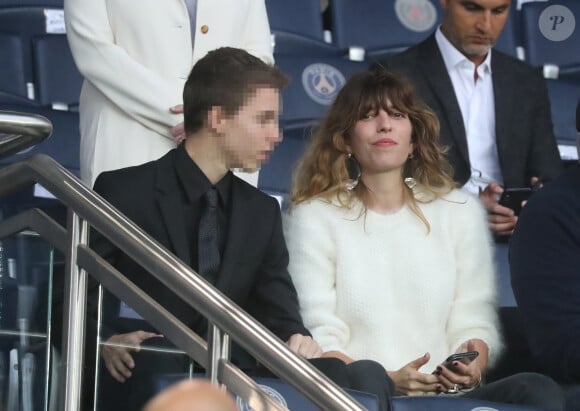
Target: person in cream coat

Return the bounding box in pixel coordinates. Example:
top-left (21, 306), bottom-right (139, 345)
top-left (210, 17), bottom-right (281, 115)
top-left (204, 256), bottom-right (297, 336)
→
top-left (65, 0), bottom-right (273, 186)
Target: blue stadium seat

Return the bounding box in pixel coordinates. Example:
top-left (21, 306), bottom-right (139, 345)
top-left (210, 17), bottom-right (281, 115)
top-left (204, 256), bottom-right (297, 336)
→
top-left (0, 0), bottom-right (62, 5)
top-left (494, 1), bottom-right (522, 59)
top-left (153, 373), bottom-right (548, 411)
top-left (33, 35), bottom-right (83, 108)
top-left (392, 396), bottom-right (546, 411)
top-left (259, 55), bottom-right (365, 204)
top-left (0, 33), bottom-right (29, 105)
top-left (546, 78), bottom-right (580, 153)
top-left (259, 126), bottom-right (314, 208)
top-left (0, 5), bottom-right (81, 175)
top-left (329, 0), bottom-right (442, 62)
top-left (265, 0), bottom-right (340, 56)
top-left (521, 0), bottom-right (580, 80)
top-left (275, 54), bottom-right (365, 128)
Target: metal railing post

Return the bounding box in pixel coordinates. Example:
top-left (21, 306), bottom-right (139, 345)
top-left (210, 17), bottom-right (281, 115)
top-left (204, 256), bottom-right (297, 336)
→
top-left (208, 324), bottom-right (231, 384)
top-left (60, 210), bottom-right (89, 410)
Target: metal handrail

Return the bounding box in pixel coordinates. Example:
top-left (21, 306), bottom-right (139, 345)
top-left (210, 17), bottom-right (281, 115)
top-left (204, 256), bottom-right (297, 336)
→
top-left (0, 111), bottom-right (52, 159)
top-left (0, 155), bottom-right (366, 411)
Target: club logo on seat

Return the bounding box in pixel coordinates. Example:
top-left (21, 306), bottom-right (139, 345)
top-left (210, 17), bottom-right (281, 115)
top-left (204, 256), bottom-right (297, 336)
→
top-left (302, 63), bottom-right (346, 105)
top-left (538, 5), bottom-right (575, 42)
top-left (236, 384), bottom-right (288, 410)
top-left (395, 0), bottom-right (438, 33)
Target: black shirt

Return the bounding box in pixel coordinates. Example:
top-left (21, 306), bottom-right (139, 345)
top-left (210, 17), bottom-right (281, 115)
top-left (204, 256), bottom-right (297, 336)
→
top-left (173, 144), bottom-right (232, 277)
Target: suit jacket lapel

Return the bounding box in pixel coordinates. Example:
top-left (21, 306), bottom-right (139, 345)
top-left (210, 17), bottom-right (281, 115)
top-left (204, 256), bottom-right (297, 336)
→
top-left (419, 36), bottom-right (470, 163)
top-left (491, 52), bottom-right (514, 173)
top-left (154, 155), bottom-right (192, 266)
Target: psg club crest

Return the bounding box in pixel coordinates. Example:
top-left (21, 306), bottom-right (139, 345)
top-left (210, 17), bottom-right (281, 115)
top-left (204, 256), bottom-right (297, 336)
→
top-left (236, 384), bottom-right (288, 411)
top-left (301, 63), bottom-right (346, 106)
top-left (394, 0), bottom-right (438, 33)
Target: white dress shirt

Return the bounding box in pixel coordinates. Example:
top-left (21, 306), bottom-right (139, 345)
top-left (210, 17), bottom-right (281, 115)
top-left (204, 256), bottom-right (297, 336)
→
top-left (435, 28), bottom-right (503, 195)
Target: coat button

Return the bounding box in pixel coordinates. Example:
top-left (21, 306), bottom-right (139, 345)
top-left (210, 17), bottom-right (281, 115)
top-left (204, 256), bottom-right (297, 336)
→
top-left (201, 25), bottom-right (209, 34)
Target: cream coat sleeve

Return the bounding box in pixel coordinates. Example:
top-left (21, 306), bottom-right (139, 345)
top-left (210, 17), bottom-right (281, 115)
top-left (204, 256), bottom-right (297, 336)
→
top-left (284, 202), bottom-right (351, 354)
top-left (64, 0), bottom-right (187, 140)
top-left (446, 194), bottom-right (503, 367)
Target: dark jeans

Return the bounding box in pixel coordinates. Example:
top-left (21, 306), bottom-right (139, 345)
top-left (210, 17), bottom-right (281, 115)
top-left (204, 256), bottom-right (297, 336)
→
top-left (464, 372), bottom-right (565, 411)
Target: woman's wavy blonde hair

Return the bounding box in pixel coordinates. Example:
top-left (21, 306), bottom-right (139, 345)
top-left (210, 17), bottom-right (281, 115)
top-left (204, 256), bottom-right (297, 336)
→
top-left (290, 69), bottom-right (457, 231)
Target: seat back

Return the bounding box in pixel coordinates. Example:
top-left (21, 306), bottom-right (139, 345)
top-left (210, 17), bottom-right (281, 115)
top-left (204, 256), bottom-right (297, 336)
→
top-left (153, 374), bottom-right (380, 410)
top-left (521, 1), bottom-right (580, 76)
top-left (275, 55), bottom-right (366, 127)
top-left (330, 0), bottom-right (441, 59)
top-left (0, 4), bottom-right (82, 175)
top-left (265, 0), bottom-right (340, 56)
top-left (33, 35), bottom-right (83, 107)
top-left (545, 78), bottom-right (580, 162)
top-left (258, 126), bottom-right (314, 209)
top-left (494, 1), bottom-right (522, 59)
top-left (392, 395), bottom-right (545, 411)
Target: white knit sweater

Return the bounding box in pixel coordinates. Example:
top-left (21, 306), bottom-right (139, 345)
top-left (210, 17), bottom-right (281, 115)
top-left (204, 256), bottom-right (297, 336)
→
top-left (284, 189), bottom-right (501, 373)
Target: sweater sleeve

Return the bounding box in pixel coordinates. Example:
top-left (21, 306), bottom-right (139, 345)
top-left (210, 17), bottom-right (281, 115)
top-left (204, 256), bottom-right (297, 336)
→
top-left (284, 202), bottom-right (351, 354)
top-left (445, 194), bottom-right (503, 366)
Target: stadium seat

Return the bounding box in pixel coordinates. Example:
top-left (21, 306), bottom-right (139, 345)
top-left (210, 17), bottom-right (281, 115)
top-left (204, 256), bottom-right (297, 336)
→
top-left (392, 396), bottom-right (546, 411)
top-left (275, 54), bottom-right (365, 128)
top-left (494, 1), bottom-right (522, 59)
top-left (265, 0), bottom-right (340, 56)
top-left (0, 33), bottom-right (29, 105)
top-left (329, 0), bottom-right (442, 62)
top-left (259, 55), bottom-right (365, 204)
top-left (33, 35), bottom-right (83, 108)
top-left (0, 4), bottom-right (82, 175)
top-left (258, 126), bottom-right (314, 208)
top-left (546, 78), bottom-right (580, 160)
top-left (521, 0), bottom-right (580, 80)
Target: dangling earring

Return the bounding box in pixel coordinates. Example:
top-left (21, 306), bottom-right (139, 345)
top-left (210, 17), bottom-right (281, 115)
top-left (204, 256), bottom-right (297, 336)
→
top-left (345, 153), bottom-right (361, 190)
top-left (404, 151), bottom-right (416, 189)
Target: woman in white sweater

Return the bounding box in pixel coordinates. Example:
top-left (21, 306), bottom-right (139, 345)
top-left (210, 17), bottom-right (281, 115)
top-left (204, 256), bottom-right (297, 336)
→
top-left (284, 69), bottom-right (563, 410)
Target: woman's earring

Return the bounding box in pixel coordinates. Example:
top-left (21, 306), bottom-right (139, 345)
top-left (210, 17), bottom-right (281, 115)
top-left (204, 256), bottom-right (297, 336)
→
top-left (345, 153), bottom-right (361, 191)
top-left (404, 177), bottom-right (416, 189)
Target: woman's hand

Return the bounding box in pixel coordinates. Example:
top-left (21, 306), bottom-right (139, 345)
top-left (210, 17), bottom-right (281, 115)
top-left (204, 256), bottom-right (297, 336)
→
top-left (387, 353), bottom-right (441, 396)
top-left (435, 339), bottom-right (487, 393)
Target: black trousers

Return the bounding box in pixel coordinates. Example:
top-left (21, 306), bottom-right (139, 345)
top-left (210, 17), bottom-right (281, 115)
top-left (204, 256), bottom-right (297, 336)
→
top-left (464, 372), bottom-right (565, 411)
top-left (94, 355), bottom-right (394, 411)
top-left (308, 358), bottom-right (394, 411)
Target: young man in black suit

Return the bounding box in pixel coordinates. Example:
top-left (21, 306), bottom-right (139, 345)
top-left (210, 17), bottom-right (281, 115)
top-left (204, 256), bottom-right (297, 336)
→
top-left (89, 47), bottom-right (394, 411)
top-left (381, 0), bottom-right (562, 237)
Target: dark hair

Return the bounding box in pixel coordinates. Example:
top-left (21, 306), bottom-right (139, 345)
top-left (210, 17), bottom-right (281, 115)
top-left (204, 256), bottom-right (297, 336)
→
top-left (183, 47), bottom-right (288, 135)
top-left (291, 69), bottom-right (456, 230)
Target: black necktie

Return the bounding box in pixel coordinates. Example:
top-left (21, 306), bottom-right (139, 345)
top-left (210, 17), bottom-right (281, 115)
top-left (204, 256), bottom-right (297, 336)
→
top-left (198, 188), bottom-right (220, 284)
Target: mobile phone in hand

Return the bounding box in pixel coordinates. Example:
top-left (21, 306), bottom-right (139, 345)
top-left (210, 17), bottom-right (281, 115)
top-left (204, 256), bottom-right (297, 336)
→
top-left (433, 351), bottom-right (479, 374)
top-left (499, 187), bottom-right (533, 216)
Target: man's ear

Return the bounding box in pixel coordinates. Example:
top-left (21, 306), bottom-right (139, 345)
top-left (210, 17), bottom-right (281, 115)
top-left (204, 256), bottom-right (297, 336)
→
top-left (206, 106), bottom-right (226, 134)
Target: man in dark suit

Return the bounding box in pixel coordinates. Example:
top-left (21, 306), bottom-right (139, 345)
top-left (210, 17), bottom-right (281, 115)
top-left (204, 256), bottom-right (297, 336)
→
top-left (90, 47), bottom-right (323, 410)
top-left (381, 0), bottom-right (562, 237)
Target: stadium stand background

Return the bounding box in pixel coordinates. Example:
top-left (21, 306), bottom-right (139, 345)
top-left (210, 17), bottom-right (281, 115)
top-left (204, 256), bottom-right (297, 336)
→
top-left (0, 0), bottom-right (579, 407)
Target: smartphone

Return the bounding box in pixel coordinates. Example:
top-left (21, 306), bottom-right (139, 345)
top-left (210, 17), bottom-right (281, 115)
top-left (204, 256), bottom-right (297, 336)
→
top-left (433, 351), bottom-right (479, 374)
top-left (499, 187), bottom-right (533, 216)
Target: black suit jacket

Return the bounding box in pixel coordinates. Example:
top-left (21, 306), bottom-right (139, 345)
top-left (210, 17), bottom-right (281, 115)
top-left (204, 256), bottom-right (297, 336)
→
top-left (91, 148), bottom-right (309, 352)
top-left (382, 34), bottom-right (562, 187)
